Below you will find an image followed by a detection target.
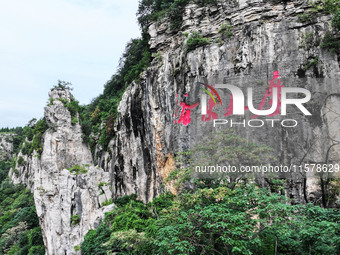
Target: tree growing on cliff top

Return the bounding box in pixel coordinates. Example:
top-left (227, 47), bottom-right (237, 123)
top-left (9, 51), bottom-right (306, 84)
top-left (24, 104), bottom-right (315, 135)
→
top-left (51, 80), bottom-right (73, 91)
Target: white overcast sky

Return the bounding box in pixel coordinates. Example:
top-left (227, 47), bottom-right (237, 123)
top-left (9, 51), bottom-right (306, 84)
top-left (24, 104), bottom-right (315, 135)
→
top-left (0, 0), bottom-right (141, 128)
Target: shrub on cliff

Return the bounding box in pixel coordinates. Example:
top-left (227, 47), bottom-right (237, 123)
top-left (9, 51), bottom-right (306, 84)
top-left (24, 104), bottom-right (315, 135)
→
top-left (186, 31), bottom-right (210, 51)
top-left (312, 0), bottom-right (340, 53)
top-left (137, 0), bottom-right (223, 31)
top-left (16, 118), bottom-right (48, 158)
top-left (78, 35), bottom-right (151, 151)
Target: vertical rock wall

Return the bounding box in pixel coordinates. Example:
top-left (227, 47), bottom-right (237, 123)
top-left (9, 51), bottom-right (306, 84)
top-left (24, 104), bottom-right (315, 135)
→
top-left (109, 0), bottom-right (340, 204)
top-left (9, 0), bottom-right (340, 253)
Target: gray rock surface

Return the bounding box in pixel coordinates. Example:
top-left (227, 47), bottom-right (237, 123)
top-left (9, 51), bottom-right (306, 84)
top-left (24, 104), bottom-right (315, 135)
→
top-left (9, 0), bottom-right (340, 253)
top-left (108, 0), bottom-right (340, 203)
top-left (0, 133), bottom-right (13, 161)
top-left (10, 89), bottom-right (113, 255)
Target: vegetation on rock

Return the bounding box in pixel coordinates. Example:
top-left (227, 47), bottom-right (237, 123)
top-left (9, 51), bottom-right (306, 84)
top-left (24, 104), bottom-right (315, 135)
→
top-left (81, 130), bottom-right (340, 255)
top-left (81, 185), bottom-right (339, 255)
top-left (0, 160), bottom-right (44, 255)
top-left (186, 31), bottom-right (210, 51)
top-left (137, 0), bottom-right (225, 31)
top-left (67, 164), bottom-right (89, 175)
top-left (2, 1), bottom-right (340, 254)
top-left (307, 0), bottom-right (340, 53)
top-left (78, 35), bottom-right (152, 152)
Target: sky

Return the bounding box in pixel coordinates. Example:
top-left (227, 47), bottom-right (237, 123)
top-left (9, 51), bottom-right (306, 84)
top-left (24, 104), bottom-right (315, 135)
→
top-left (0, 0), bottom-right (141, 128)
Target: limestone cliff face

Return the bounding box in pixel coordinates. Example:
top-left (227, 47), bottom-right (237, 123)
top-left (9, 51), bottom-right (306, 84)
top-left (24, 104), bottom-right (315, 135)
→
top-left (10, 89), bottom-right (114, 255)
top-left (0, 133), bottom-right (13, 161)
top-left (107, 0), bottom-right (340, 204)
top-left (9, 0), bottom-right (340, 254)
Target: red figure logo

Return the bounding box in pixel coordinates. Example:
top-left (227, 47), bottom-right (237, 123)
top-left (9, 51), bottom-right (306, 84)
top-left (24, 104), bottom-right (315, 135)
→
top-left (251, 71), bottom-right (283, 118)
top-left (174, 71), bottom-right (311, 126)
top-left (175, 93), bottom-right (199, 126)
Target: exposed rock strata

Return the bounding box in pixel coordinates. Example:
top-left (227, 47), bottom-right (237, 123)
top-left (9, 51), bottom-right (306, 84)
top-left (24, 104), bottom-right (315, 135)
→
top-left (109, 0), bottom-right (340, 204)
top-left (10, 0), bottom-right (340, 254)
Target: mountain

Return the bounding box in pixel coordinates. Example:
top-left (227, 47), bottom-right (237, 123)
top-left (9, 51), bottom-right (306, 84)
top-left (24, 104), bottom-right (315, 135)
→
top-left (4, 0), bottom-right (340, 254)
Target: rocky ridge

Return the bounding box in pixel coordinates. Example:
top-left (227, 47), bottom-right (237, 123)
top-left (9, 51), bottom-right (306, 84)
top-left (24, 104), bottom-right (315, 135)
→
top-left (10, 89), bottom-right (114, 255)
